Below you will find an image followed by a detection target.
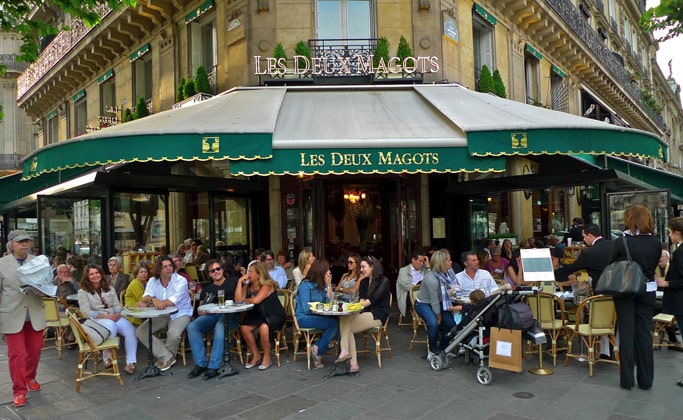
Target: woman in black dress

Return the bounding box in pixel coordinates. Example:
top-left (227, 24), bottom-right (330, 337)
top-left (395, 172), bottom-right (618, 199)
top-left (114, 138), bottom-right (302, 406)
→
top-left (235, 261), bottom-right (285, 371)
top-left (609, 205), bottom-right (661, 390)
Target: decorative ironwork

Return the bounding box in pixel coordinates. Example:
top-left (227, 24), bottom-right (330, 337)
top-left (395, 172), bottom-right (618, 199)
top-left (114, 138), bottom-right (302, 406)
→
top-left (17, 6), bottom-right (111, 100)
top-left (0, 154), bottom-right (25, 170)
top-left (309, 38), bottom-right (377, 77)
top-left (0, 54), bottom-right (29, 72)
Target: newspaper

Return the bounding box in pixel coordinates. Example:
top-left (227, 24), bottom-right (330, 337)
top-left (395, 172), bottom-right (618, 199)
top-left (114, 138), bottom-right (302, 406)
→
top-left (17, 255), bottom-right (57, 297)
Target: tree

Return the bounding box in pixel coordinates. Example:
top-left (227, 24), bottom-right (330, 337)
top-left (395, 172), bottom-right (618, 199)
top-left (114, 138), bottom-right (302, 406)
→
top-left (294, 41), bottom-right (311, 71)
top-left (133, 96), bottom-right (149, 119)
top-left (183, 78), bottom-right (196, 98)
top-left (194, 65), bottom-right (211, 95)
top-left (477, 65), bottom-right (494, 94)
top-left (176, 77), bottom-right (186, 102)
top-left (396, 35), bottom-right (413, 62)
top-left (122, 108), bottom-right (133, 122)
top-left (273, 43), bottom-right (287, 60)
top-left (373, 37), bottom-right (390, 68)
top-left (492, 69), bottom-right (507, 98)
top-left (641, 0), bottom-right (683, 41)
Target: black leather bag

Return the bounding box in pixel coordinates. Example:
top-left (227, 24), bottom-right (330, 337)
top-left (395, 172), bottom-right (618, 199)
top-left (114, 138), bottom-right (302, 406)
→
top-left (595, 236), bottom-right (644, 296)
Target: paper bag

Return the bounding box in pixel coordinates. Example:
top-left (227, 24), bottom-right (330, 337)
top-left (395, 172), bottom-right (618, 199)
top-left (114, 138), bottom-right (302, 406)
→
top-left (489, 327), bottom-right (523, 373)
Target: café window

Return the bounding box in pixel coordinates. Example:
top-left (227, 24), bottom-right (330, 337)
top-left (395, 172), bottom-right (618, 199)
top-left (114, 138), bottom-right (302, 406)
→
top-left (100, 77), bottom-right (116, 116)
top-left (133, 53), bottom-right (153, 107)
top-left (188, 13), bottom-right (216, 79)
top-left (524, 52), bottom-right (541, 105)
top-left (74, 97), bottom-right (87, 137)
top-left (112, 192), bottom-right (167, 254)
top-left (317, 0), bottom-right (373, 40)
top-left (472, 14), bottom-right (494, 86)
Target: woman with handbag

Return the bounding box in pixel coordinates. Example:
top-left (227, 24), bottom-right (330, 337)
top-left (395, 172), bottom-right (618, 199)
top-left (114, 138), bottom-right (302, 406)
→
top-left (78, 264), bottom-right (138, 375)
top-left (609, 205), bottom-right (661, 390)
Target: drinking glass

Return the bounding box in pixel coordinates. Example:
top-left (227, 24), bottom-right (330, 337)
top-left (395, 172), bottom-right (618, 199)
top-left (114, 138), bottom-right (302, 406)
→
top-left (349, 290), bottom-right (359, 303)
top-left (217, 290), bottom-right (225, 306)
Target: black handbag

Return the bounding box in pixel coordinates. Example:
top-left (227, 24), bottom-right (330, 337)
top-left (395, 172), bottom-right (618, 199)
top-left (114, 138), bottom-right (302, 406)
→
top-left (595, 235), bottom-right (644, 296)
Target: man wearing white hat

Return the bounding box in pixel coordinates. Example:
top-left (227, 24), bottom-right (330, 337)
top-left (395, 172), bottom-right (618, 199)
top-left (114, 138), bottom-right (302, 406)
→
top-left (0, 230), bottom-right (46, 407)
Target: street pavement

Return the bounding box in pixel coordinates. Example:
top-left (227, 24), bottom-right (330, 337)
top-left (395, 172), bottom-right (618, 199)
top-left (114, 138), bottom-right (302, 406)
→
top-left (2, 311), bottom-right (683, 420)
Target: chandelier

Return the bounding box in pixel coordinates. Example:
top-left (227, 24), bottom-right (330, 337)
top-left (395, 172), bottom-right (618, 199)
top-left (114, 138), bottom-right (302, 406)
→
top-left (344, 190), bottom-right (366, 204)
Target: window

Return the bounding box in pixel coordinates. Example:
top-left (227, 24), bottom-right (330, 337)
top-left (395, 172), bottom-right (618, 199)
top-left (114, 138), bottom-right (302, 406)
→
top-left (472, 14), bottom-right (494, 85)
top-left (112, 192), bottom-right (167, 253)
top-left (317, 0), bottom-right (372, 39)
top-left (46, 114), bottom-right (58, 145)
top-left (133, 54), bottom-right (152, 105)
top-left (74, 97), bottom-right (87, 137)
top-left (524, 52), bottom-right (540, 104)
top-left (550, 72), bottom-right (568, 112)
top-left (188, 14), bottom-right (216, 77)
top-left (100, 77), bottom-right (116, 116)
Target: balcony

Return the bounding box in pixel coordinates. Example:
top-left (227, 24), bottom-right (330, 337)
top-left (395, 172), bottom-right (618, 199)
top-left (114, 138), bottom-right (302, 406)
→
top-left (0, 154), bottom-right (25, 170)
top-left (0, 54), bottom-right (29, 73)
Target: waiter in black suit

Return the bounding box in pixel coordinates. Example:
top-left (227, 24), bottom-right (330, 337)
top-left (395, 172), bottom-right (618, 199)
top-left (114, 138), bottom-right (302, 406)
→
top-left (554, 223), bottom-right (611, 292)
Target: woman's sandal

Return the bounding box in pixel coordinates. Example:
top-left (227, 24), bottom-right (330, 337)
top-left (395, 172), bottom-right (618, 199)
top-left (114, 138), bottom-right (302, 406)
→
top-left (349, 363), bottom-right (360, 374)
top-left (124, 363), bottom-right (135, 375)
top-left (335, 349), bottom-right (351, 363)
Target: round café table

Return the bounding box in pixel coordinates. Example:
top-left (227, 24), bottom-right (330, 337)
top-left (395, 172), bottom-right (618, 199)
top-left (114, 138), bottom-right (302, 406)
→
top-left (198, 302), bottom-right (254, 377)
top-left (121, 306), bottom-right (178, 380)
top-left (310, 302), bottom-right (363, 316)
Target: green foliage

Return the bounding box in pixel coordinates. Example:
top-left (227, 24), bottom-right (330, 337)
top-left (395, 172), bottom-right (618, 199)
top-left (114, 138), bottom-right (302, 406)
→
top-left (477, 65), bottom-right (495, 94)
top-left (183, 78), bottom-right (196, 98)
top-left (294, 41), bottom-right (311, 70)
top-left (176, 78), bottom-right (186, 102)
top-left (373, 37), bottom-right (390, 68)
top-left (273, 43), bottom-right (287, 60)
top-left (396, 36), bottom-right (413, 61)
top-left (194, 65), bottom-right (211, 95)
top-left (133, 96), bottom-right (149, 119)
top-left (492, 69), bottom-right (506, 98)
top-left (122, 108), bottom-right (133, 122)
top-left (641, 89), bottom-right (662, 114)
top-left (641, 0), bottom-right (683, 41)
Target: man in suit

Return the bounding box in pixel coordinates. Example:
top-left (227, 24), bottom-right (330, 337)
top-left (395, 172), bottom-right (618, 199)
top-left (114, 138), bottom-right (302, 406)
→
top-left (554, 223), bottom-right (611, 292)
top-left (396, 251), bottom-right (429, 318)
top-left (567, 217), bottom-right (585, 243)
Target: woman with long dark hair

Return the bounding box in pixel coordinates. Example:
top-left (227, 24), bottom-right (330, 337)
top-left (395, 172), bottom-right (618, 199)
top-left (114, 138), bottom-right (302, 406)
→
top-left (609, 204), bottom-right (661, 390)
top-left (336, 255), bottom-right (390, 374)
top-left (334, 253), bottom-right (361, 301)
top-left (295, 260), bottom-right (338, 368)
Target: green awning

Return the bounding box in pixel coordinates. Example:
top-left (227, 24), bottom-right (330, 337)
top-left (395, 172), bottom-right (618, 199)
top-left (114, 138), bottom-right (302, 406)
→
top-left (130, 43), bottom-right (150, 62)
top-left (185, 0), bottom-right (214, 23)
top-left (525, 43), bottom-right (542, 60)
top-left (72, 89), bottom-right (85, 102)
top-left (602, 156), bottom-right (683, 199)
top-left (552, 64), bottom-right (566, 78)
top-left (97, 69), bottom-right (114, 84)
top-left (474, 3), bottom-right (497, 25)
top-left (0, 167), bottom-right (95, 208)
top-left (230, 148), bottom-right (506, 176)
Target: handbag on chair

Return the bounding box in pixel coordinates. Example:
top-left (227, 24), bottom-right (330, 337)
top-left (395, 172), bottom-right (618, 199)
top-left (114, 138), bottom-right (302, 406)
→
top-left (595, 235), bottom-right (644, 296)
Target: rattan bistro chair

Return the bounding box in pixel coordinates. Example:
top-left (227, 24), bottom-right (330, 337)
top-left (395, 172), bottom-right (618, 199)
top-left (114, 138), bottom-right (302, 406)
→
top-left (358, 294), bottom-right (393, 368)
top-left (43, 297), bottom-right (73, 359)
top-left (65, 308), bottom-right (123, 392)
top-left (524, 292), bottom-right (568, 366)
top-left (289, 292), bottom-right (323, 370)
top-left (408, 285), bottom-right (428, 352)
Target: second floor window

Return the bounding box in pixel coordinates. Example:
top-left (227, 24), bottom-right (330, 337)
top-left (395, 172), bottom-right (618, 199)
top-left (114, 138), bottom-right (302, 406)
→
top-left (133, 54), bottom-right (153, 104)
top-left (46, 114), bottom-right (58, 145)
top-left (100, 77), bottom-right (116, 116)
top-left (473, 14), bottom-right (494, 86)
top-left (317, 0), bottom-right (373, 39)
top-left (189, 14), bottom-right (216, 76)
top-left (74, 98), bottom-right (87, 137)
top-left (525, 52), bottom-right (540, 104)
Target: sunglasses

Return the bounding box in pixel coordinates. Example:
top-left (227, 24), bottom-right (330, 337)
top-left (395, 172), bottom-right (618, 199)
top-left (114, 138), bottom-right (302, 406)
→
top-left (347, 260), bottom-right (356, 265)
top-left (208, 267), bottom-right (223, 273)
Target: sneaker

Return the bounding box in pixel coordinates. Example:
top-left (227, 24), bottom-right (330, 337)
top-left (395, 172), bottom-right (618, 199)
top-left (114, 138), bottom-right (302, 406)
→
top-left (427, 352), bottom-right (435, 362)
top-left (158, 357), bottom-right (177, 372)
top-left (26, 379), bottom-right (41, 391)
top-left (187, 365), bottom-right (207, 378)
top-left (203, 369), bottom-right (219, 380)
top-left (13, 395), bottom-right (26, 407)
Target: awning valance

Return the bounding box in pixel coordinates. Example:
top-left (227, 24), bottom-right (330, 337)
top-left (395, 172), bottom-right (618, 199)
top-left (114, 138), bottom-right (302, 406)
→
top-left (0, 167), bottom-right (95, 208)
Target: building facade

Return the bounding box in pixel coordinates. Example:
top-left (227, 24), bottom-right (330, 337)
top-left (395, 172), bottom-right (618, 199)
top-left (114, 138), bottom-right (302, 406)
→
top-left (3, 0), bottom-right (682, 278)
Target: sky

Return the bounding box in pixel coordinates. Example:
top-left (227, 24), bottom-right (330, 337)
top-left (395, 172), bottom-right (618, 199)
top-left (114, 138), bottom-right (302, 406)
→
top-left (650, 1), bottom-right (682, 100)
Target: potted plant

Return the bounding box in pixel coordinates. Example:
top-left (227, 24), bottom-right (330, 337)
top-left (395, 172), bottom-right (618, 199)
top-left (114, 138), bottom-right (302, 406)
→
top-left (294, 40), bottom-right (311, 74)
top-left (396, 35), bottom-right (413, 75)
top-left (373, 37), bottom-right (390, 78)
top-left (477, 65), bottom-right (494, 93)
top-left (194, 65), bottom-right (212, 95)
top-left (492, 69), bottom-right (507, 98)
top-left (133, 96), bottom-right (149, 119)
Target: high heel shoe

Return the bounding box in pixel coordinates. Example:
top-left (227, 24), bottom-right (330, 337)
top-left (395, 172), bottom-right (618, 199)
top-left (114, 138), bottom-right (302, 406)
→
top-left (245, 359), bottom-right (262, 369)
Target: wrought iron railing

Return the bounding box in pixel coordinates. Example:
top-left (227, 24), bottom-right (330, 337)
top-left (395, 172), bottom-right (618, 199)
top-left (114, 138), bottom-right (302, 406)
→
top-left (0, 154), bottom-right (25, 170)
top-left (0, 54), bottom-right (29, 72)
top-left (206, 64), bottom-right (218, 94)
top-left (308, 38), bottom-right (377, 77)
top-left (545, 0), bottom-right (665, 128)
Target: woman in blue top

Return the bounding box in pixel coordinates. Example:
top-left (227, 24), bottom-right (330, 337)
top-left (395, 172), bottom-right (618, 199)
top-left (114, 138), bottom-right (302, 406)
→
top-left (295, 260), bottom-right (337, 369)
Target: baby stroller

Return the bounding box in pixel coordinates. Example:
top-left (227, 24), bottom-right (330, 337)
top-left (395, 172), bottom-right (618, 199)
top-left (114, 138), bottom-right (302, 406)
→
top-left (430, 290), bottom-right (535, 385)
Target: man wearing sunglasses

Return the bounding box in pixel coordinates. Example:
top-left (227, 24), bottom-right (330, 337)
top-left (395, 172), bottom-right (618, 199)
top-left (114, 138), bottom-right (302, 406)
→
top-left (186, 259), bottom-right (238, 380)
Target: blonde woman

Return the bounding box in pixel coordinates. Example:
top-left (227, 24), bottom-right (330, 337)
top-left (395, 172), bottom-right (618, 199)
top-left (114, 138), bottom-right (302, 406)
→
top-left (292, 249), bottom-right (315, 291)
top-left (235, 261), bottom-right (285, 370)
top-left (124, 263), bottom-right (151, 325)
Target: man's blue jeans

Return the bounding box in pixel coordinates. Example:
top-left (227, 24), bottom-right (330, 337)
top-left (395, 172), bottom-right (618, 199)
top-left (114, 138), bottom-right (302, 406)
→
top-left (297, 314), bottom-right (339, 354)
top-left (187, 313), bottom-right (238, 369)
top-left (414, 301), bottom-right (455, 353)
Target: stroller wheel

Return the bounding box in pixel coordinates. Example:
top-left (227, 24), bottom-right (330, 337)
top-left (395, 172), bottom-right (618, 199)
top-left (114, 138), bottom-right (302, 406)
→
top-left (430, 355), bottom-right (445, 371)
top-left (476, 366), bottom-right (492, 385)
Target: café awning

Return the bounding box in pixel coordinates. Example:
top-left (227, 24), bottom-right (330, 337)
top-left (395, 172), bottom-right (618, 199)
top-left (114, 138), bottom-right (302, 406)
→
top-left (21, 88), bottom-right (276, 180)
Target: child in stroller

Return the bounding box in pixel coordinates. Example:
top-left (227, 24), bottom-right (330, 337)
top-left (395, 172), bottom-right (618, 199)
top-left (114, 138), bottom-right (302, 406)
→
top-left (449, 290), bottom-right (494, 361)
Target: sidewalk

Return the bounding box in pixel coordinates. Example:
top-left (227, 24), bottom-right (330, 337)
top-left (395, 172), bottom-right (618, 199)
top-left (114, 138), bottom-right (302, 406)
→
top-left (2, 315), bottom-right (683, 419)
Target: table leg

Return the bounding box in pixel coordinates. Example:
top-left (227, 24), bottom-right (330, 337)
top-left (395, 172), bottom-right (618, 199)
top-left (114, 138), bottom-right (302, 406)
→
top-left (138, 318), bottom-right (162, 379)
top-left (220, 314), bottom-right (238, 377)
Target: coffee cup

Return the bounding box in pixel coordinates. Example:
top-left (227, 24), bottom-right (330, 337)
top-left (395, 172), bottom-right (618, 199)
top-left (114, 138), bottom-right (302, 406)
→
top-left (225, 300), bottom-right (234, 306)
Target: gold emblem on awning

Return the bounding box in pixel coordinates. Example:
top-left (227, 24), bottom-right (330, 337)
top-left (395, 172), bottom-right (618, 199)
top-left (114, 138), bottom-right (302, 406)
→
top-left (30, 157), bottom-right (38, 172)
top-left (659, 145), bottom-right (664, 159)
top-left (511, 132), bottom-right (527, 149)
top-left (202, 137), bottom-right (220, 153)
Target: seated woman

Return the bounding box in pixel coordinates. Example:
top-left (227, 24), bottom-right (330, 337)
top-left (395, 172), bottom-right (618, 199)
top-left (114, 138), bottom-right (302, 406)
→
top-left (124, 263), bottom-right (151, 326)
top-left (485, 247), bottom-right (509, 281)
top-left (334, 253), bottom-right (361, 301)
top-left (336, 255), bottom-right (390, 374)
top-left (235, 261), bottom-right (285, 370)
top-left (295, 260), bottom-right (338, 369)
top-left (78, 264), bottom-right (137, 375)
top-left (503, 250), bottom-right (526, 290)
top-left (292, 249), bottom-right (315, 292)
top-left (477, 250), bottom-right (490, 271)
top-left (414, 249), bottom-right (458, 361)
